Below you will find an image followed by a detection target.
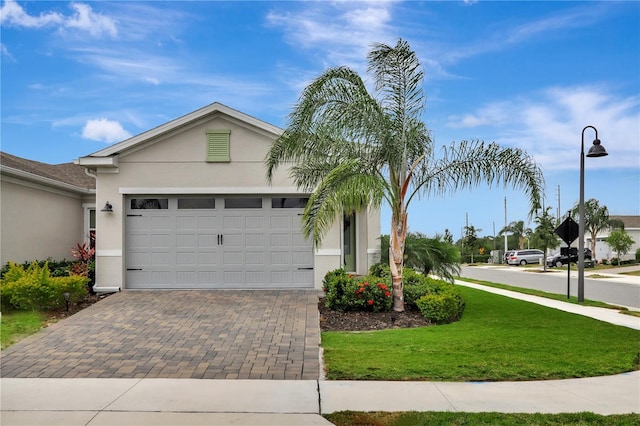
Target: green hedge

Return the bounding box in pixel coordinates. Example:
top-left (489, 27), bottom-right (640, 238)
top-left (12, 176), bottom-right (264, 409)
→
top-left (1, 261), bottom-right (88, 311)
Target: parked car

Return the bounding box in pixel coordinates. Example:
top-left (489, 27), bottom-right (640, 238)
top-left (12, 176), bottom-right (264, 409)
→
top-left (507, 249), bottom-right (545, 266)
top-left (503, 250), bottom-right (514, 264)
top-left (546, 248), bottom-right (593, 267)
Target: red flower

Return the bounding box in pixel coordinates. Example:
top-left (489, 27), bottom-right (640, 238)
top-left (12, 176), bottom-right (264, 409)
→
top-left (385, 291), bottom-right (391, 297)
top-left (368, 300), bottom-right (374, 305)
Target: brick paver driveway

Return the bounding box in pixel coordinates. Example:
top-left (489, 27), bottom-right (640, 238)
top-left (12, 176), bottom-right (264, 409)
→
top-left (1, 290), bottom-right (320, 380)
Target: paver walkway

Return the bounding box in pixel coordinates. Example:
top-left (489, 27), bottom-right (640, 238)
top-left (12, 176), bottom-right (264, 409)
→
top-left (0, 290), bottom-right (320, 380)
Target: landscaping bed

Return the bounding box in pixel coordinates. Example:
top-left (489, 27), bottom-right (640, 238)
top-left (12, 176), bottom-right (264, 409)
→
top-left (319, 298), bottom-right (429, 331)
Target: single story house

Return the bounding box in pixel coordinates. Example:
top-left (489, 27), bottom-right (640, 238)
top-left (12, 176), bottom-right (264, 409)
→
top-left (587, 215), bottom-right (640, 262)
top-left (76, 102), bottom-right (380, 292)
top-left (0, 152), bottom-right (96, 266)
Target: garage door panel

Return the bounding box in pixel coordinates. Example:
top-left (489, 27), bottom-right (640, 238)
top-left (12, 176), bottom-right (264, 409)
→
top-left (151, 233), bottom-right (171, 248)
top-left (176, 252), bottom-right (196, 266)
top-left (292, 251), bottom-right (312, 266)
top-left (270, 251), bottom-right (290, 265)
top-left (176, 234), bottom-right (196, 248)
top-left (270, 233), bottom-right (290, 247)
top-left (245, 251), bottom-right (265, 265)
top-left (198, 234), bottom-right (217, 248)
top-left (223, 251), bottom-right (244, 265)
top-left (223, 216), bottom-right (243, 230)
top-left (245, 216), bottom-right (264, 229)
top-left (128, 234), bottom-right (150, 249)
top-left (198, 252), bottom-right (218, 265)
top-left (150, 216), bottom-right (171, 230)
top-left (270, 216), bottom-right (291, 229)
top-left (176, 271), bottom-right (196, 285)
top-left (176, 216), bottom-right (197, 230)
top-left (151, 252), bottom-right (171, 266)
top-left (245, 234), bottom-right (265, 247)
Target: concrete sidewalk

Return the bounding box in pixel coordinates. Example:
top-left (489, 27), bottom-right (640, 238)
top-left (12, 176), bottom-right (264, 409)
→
top-left (2, 372), bottom-right (639, 425)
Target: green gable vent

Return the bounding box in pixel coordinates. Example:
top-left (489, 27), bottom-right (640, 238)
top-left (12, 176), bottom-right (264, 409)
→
top-left (206, 129), bottom-right (231, 162)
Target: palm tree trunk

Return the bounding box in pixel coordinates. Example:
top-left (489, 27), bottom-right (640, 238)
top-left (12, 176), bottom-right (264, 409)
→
top-left (390, 210), bottom-right (408, 312)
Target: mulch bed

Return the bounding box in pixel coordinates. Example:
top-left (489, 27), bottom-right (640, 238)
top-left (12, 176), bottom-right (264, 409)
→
top-left (43, 293), bottom-right (111, 325)
top-left (318, 298), bottom-right (430, 332)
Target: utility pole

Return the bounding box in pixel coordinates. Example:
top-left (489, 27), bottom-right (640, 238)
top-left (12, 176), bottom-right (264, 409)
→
top-left (556, 184), bottom-right (561, 221)
top-left (504, 197), bottom-right (508, 254)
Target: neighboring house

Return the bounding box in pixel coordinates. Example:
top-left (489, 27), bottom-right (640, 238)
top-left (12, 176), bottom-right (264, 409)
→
top-left (587, 215), bottom-right (640, 262)
top-left (77, 102), bottom-right (381, 293)
top-left (0, 152), bottom-right (96, 266)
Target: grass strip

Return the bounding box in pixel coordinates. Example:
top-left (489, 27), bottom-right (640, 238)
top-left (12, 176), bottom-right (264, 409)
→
top-left (1, 310), bottom-right (45, 349)
top-left (321, 286), bottom-right (640, 381)
top-left (455, 276), bottom-right (628, 310)
top-left (324, 411), bottom-right (640, 425)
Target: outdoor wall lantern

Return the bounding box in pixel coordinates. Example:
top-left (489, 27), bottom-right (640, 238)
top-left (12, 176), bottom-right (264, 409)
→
top-left (578, 125), bottom-right (608, 302)
top-left (101, 201), bottom-right (113, 212)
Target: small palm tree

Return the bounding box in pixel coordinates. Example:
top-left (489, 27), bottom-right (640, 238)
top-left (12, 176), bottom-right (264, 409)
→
top-left (266, 39), bottom-right (543, 311)
top-left (572, 199), bottom-right (619, 258)
top-left (499, 220), bottom-right (531, 250)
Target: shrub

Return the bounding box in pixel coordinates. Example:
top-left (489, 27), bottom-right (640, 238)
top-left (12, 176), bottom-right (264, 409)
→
top-left (0, 258), bottom-right (75, 279)
top-left (353, 276), bottom-right (393, 312)
top-left (368, 263), bottom-right (391, 279)
top-left (1, 261), bottom-right (88, 311)
top-left (323, 268), bottom-right (392, 312)
top-left (323, 269), bottom-right (357, 311)
top-left (636, 248), bottom-right (640, 262)
top-left (416, 293), bottom-right (459, 324)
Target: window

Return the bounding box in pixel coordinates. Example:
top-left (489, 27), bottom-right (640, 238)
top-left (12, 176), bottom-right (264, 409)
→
top-left (131, 198), bottom-right (169, 209)
top-left (206, 129), bottom-right (231, 162)
top-left (272, 197), bottom-right (309, 208)
top-left (225, 197), bottom-right (262, 209)
top-left (89, 208), bottom-right (96, 249)
top-left (178, 198), bottom-right (216, 209)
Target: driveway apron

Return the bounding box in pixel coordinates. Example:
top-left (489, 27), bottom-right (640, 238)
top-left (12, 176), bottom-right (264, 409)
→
top-left (0, 290), bottom-right (320, 380)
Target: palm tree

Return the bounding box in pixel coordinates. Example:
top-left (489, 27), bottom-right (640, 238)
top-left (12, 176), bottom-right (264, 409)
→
top-left (266, 39), bottom-right (543, 311)
top-left (571, 199), bottom-right (618, 258)
top-left (499, 220), bottom-right (531, 250)
top-left (380, 233), bottom-right (461, 282)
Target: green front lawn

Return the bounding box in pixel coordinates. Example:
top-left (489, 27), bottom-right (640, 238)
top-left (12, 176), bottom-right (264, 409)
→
top-left (321, 286), bottom-right (640, 381)
top-left (325, 411), bottom-right (640, 425)
top-left (1, 310), bottom-right (46, 349)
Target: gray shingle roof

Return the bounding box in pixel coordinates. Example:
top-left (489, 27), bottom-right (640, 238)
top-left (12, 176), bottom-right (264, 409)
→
top-left (0, 151), bottom-right (95, 190)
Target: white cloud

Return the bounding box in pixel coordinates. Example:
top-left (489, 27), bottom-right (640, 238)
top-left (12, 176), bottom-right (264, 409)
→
top-left (266, 2), bottom-right (396, 70)
top-left (63, 3), bottom-right (117, 38)
top-left (0, 42), bottom-right (15, 61)
top-left (0, 0), bottom-right (117, 38)
top-left (81, 118), bottom-right (131, 143)
top-left (447, 86), bottom-right (640, 171)
top-left (0, 0), bottom-right (63, 27)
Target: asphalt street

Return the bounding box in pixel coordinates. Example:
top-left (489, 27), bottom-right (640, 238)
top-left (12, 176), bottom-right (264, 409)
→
top-left (459, 264), bottom-right (640, 310)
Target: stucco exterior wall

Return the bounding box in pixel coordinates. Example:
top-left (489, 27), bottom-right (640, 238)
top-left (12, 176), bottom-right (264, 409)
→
top-left (0, 178), bottom-right (87, 265)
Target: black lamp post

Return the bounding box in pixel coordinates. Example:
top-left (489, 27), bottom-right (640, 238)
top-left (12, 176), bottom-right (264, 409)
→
top-left (578, 125), bottom-right (608, 302)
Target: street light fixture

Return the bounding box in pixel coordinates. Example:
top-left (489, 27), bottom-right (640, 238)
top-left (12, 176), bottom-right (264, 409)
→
top-left (578, 125), bottom-right (608, 302)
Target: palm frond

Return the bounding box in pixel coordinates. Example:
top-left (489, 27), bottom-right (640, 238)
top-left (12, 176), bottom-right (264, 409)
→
top-left (410, 140), bottom-right (544, 215)
top-left (302, 160), bottom-right (386, 246)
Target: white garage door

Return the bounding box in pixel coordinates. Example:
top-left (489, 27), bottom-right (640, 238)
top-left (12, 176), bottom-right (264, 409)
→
top-left (125, 196), bottom-right (313, 289)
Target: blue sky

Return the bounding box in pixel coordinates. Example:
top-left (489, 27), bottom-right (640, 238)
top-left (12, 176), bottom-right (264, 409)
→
top-left (2, 0), bottom-right (639, 241)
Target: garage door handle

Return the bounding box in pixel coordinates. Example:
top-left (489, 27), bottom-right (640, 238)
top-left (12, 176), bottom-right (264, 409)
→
top-left (127, 268), bottom-right (142, 271)
top-left (298, 267), bottom-right (314, 270)
top-left (217, 234), bottom-right (224, 245)
top-left (127, 214), bottom-right (143, 217)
